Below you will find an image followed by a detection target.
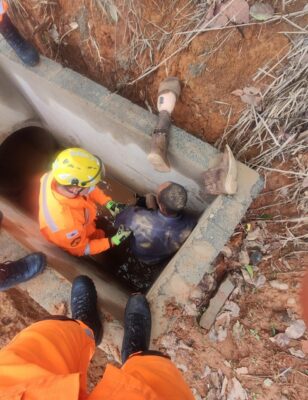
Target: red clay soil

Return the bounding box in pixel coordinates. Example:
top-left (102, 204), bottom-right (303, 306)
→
top-left (10, 0), bottom-right (304, 143)
top-left (2, 0), bottom-right (307, 398)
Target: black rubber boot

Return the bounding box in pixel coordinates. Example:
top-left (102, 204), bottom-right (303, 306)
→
top-left (71, 275), bottom-right (103, 345)
top-left (0, 252), bottom-right (46, 291)
top-left (0, 13), bottom-right (39, 66)
top-left (121, 294), bottom-right (151, 364)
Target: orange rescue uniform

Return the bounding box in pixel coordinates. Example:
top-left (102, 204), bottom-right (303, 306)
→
top-left (39, 172), bottom-right (112, 256)
top-left (0, 319), bottom-right (195, 400)
top-left (0, 1), bottom-right (8, 22)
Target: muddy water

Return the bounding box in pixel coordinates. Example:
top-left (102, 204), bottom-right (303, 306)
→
top-left (0, 127), bottom-right (165, 292)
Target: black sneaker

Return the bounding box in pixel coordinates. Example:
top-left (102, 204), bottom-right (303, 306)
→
top-left (0, 14), bottom-right (39, 66)
top-left (121, 294), bottom-right (151, 363)
top-left (71, 275), bottom-right (102, 345)
top-left (0, 252), bottom-right (46, 291)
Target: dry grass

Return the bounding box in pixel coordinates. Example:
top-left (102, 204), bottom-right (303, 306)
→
top-left (218, 35), bottom-right (308, 251)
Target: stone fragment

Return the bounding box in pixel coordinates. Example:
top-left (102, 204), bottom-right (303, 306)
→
top-left (224, 301), bottom-right (240, 317)
top-left (269, 280), bottom-right (289, 291)
top-left (235, 367), bottom-right (249, 375)
top-left (200, 278), bottom-right (235, 330)
top-left (285, 320), bottom-right (306, 339)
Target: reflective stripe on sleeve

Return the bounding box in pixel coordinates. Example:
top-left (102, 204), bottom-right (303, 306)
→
top-left (84, 243), bottom-right (91, 255)
top-left (66, 230), bottom-right (79, 239)
top-left (42, 173), bottom-right (60, 233)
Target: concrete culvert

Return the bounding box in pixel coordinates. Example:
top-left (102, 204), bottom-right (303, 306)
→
top-left (0, 44), bottom-right (263, 349)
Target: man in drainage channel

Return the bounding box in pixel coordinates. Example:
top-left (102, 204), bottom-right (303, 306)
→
top-left (115, 181), bottom-right (197, 266)
top-left (0, 275), bottom-right (195, 399)
top-left (39, 148), bottom-right (131, 257)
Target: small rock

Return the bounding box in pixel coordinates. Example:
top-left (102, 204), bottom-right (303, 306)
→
top-left (289, 347), bottom-right (305, 359)
top-left (285, 320), bottom-right (306, 339)
top-left (227, 377), bottom-right (248, 400)
top-left (224, 301), bottom-right (240, 317)
top-left (239, 250), bottom-right (250, 266)
top-left (236, 367), bottom-right (249, 375)
top-left (269, 280), bottom-right (289, 291)
top-left (200, 278), bottom-right (235, 330)
top-left (270, 333), bottom-right (290, 347)
top-left (263, 378), bottom-right (273, 388)
top-left (249, 250), bottom-right (263, 265)
top-left (287, 298), bottom-right (296, 306)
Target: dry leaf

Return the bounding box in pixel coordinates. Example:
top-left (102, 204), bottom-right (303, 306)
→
top-left (239, 250), bottom-right (250, 266)
top-left (250, 2), bottom-right (274, 21)
top-left (208, 0), bottom-right (249, 28)
top-left (289, 347), bottom-right (305, 359)
top-left (270, 333), bottom-right (290, 347)
top-left (227, 377), bottom-right (248, 400)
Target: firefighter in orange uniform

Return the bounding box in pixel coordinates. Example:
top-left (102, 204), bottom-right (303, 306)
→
top-left (0, 275), bottom-right (195, 399)
top-left (39, 148), bottom-right (131, 256)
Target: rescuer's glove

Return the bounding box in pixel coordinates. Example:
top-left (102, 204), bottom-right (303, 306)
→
top-left (111, 225), bottom-right (131, 246)
top-left (106, 200), bottom-right (127, 217)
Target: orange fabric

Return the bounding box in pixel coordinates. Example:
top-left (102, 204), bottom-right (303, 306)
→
top-left (39, 172), bottom-right (112, 256)
top-left (0, 320), bottom-right (95, 400)
top-left (0, 1), bottom-right (8, 22)
top-left (0, 320), bottom-right (194, 400)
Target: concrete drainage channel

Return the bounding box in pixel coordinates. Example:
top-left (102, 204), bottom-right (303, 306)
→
top-left (0, 37), bottom-right (263, 358)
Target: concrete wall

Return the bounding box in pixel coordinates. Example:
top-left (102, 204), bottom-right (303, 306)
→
top-left (0, 38), bottom-right (263, 343)
top-left (0, 39), bottom-right (219, 213)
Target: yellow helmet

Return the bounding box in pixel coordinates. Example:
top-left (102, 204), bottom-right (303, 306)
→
top-left (52, 148), bottom-right (104, 187)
